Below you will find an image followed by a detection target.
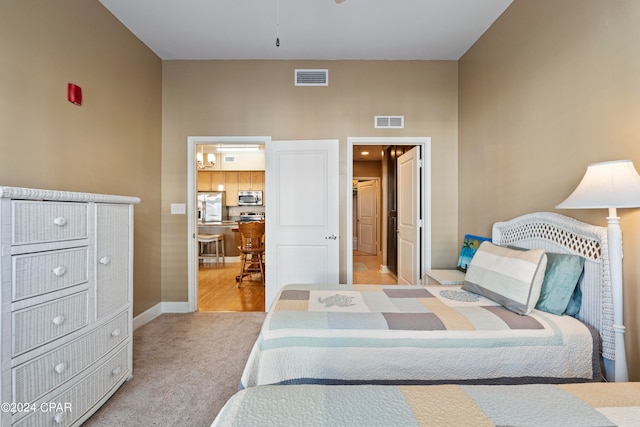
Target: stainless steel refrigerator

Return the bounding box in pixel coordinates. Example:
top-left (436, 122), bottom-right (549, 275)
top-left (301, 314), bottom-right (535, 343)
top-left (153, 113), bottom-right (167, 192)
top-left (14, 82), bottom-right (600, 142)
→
top-left (197, 192), bottom-right (226, 223)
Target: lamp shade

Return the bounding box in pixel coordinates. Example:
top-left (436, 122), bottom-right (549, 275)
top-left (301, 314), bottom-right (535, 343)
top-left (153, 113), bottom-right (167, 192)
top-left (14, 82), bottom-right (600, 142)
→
top-left (556, 160), bottom-right (640, 209)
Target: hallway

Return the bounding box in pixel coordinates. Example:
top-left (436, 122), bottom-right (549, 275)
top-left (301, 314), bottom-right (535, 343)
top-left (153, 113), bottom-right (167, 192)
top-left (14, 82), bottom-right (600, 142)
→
top-left (352, 251), bottom-right (398, 285)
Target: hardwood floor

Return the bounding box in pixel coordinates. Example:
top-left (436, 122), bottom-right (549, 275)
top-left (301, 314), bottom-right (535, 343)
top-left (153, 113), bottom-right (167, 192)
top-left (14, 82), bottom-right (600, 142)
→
top-left (352, 251), bottom-right (398, 285)
top-left (197, 251), bottom-right (396, 312)
top-left (198, 261), bottom-right (265, 312)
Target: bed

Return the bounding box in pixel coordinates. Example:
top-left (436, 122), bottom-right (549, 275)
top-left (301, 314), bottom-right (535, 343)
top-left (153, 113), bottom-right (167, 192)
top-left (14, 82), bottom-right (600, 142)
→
top-left (240, 212), bottom-right (617, 389)
top-left (212, 382), bottom-right (640, 427)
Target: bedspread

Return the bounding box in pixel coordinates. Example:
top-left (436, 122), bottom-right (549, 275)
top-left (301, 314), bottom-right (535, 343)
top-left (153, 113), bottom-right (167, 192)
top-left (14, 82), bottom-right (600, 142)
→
top-left (212, 382), bottom-right (640, 427)
top-left (240, 284), bottom-right (599, 389)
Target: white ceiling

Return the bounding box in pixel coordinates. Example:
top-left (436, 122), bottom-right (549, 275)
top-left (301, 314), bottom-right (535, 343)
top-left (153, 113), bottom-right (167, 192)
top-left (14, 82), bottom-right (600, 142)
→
top-left (98, 0), bottom-right (512, 60)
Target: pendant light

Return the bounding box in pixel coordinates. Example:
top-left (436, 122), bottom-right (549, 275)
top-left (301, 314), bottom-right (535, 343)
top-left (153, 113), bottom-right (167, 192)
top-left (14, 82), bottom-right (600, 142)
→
top-left (217, 145), bottom-right (224, 191)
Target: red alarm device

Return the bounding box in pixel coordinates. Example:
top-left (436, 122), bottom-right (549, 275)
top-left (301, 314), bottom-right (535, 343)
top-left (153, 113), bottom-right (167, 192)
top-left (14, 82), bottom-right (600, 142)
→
top-left (67, 83), bottom-right (82, 105)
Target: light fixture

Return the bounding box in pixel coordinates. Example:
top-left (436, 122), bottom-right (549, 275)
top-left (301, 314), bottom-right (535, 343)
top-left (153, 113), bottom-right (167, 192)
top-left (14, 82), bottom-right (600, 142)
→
top-left (196, 146), bottom-right (216, 169)
top-left (217, 146), bottom-right (260, 153)
top-left (360, 150), bottom-right (369, 156)
top-left (556, 159), bottom-right (640, 382)
top-left (217, 145), bottom-right (224, 191)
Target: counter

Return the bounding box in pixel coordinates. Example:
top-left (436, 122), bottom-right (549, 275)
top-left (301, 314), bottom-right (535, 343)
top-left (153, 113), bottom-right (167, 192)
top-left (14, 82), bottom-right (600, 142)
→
top-left (198, 223), bottom-right (240, 257)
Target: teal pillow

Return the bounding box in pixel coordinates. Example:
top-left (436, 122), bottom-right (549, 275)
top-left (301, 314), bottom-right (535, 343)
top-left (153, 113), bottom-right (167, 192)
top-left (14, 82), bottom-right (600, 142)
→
top-left (564, 270), bottom-right (584, 316)
top-left (535, 253), bottom-right (585, 315)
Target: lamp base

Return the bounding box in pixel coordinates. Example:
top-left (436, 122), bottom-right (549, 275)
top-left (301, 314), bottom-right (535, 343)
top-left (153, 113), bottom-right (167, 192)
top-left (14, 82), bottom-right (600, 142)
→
top-left (607, 212), bottom-right (628, 382)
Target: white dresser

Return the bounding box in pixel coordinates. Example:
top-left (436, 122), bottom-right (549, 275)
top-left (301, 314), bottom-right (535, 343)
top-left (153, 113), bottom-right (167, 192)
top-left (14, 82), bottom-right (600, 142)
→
top-left (0, 187), bottom-right (139, 426)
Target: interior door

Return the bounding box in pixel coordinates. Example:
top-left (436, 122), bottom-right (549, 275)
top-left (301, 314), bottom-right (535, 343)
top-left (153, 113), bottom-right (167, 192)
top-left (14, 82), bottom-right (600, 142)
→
top-left (396, 146), bottom-right (421, 285)
top-left (356, 180), bottom-right (377, 255)
top-left (265, 139), bottom-right (340, 308)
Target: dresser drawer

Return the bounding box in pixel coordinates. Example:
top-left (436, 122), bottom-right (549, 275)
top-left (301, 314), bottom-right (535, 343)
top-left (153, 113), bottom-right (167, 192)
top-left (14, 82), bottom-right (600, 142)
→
top-left (13, 344), bottom-right (130, 427)
top-left (12, 201), bottom-right (88, 245)
top-left (12, 292), bottom-right (88, 356)
top-left (12, 310), bottom-right (129, 403)
top-left (12, 248), bottom-right (89, 301)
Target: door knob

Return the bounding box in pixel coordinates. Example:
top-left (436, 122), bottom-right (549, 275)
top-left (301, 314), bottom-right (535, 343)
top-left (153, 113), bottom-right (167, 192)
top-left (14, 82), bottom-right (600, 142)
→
top-left (325, 234), bottom-right (338, 240)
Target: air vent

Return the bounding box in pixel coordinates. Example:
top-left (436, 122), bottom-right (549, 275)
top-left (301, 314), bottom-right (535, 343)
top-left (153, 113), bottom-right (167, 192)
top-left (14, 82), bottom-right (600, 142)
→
top-left (374, 116), bottom-right (405, 129)
top-left (223, 155), bottom-right (236, 163)
top-left (295, 69), bottom-right (329, 86)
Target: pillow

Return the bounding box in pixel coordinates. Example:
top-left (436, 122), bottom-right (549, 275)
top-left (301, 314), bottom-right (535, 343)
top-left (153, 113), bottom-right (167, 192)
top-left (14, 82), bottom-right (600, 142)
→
top-left (456, 234), bottom-right (492, 272)
top-left (535, 253), bottom-right (585, 315)
top-left (564, 276), bottom-right (583, 316)
top-left (462, 242), bottom-right (547, 315)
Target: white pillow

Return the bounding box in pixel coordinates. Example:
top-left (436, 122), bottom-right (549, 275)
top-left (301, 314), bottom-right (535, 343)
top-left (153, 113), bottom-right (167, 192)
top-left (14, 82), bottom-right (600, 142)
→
top-left (462, 242), bottom-right (547, 315)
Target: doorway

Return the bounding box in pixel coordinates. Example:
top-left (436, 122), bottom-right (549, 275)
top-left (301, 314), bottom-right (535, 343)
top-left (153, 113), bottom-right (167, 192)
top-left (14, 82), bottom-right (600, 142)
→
top-left (346, 137), bottom-right (431, 285)
top-left (352, 177), bottom-right (394, 284)
top-left (187, 136), bottom-right (271, 313)
top-left (354, 178), bottom-right (379, 256)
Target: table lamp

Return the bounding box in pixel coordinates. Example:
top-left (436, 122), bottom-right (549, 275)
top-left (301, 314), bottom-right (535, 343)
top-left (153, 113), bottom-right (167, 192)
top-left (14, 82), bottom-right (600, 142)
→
top-left (557, 159), bottom-right (640, 382)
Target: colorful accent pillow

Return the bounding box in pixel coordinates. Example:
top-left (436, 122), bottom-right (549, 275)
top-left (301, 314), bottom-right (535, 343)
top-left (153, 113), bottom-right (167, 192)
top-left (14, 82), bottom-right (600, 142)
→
top-left (536, 253), bottom-right (585, 315)
top-left (456, 234), bottom-right (492, 272)
top-left (462, 242), bottom-right (547, 315)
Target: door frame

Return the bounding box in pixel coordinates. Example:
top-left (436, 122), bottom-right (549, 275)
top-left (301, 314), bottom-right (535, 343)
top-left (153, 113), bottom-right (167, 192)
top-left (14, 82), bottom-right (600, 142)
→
top-left (187, 135), bottom-right (271, 312)
top-left (345, 137), bottom-right (431, 285)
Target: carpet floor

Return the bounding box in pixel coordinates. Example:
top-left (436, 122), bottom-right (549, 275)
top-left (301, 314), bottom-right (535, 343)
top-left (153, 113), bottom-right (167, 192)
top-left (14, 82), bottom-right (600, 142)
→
top-left (84, 312), bottom-right (265, 427)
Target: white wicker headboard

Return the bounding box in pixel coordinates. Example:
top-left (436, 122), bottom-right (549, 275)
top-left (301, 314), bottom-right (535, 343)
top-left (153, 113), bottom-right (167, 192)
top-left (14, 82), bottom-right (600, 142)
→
top-left (492, 212), bottom-right (613, 365)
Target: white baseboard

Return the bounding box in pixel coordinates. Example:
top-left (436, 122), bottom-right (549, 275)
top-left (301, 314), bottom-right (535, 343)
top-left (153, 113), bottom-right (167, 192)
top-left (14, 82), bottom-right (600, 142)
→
top-left (133, 303), bottom-right (162, 330)
top-left (162, 301), bottom-right (191, 313)
top-left (133, 301), bottom-right (193, 330)
top-left (381, 265), bottom-right (390, 273)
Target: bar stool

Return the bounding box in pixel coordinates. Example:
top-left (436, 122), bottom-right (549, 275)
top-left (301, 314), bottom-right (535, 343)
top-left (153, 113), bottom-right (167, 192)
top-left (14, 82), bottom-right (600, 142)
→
top-left (198, 234), bottom-right (225, 265)
top-left (236, 221), bottom-right (265, 287)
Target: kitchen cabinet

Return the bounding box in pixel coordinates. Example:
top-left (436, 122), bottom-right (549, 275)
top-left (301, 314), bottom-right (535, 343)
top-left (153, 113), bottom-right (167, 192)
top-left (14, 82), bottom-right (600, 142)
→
top-left (210, 171), bottom-right (223, 191)
top-left (197, 171), bottom-right (213, 191)
top-left (238, 171), bottom-right (264, 191)
top-left (224, 171), bottom-right (239, 206)
top-left (198, 171), bottom-right (225, 193)
top-left (200, 170), bottom-right (264, 206)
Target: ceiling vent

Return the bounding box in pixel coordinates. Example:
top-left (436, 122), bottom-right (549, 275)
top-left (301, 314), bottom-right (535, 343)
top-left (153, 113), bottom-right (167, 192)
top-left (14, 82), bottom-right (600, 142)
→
top-left (295, 69), bottom-right (328, 86)
top-left (375, 116), bottom-right (404, 129)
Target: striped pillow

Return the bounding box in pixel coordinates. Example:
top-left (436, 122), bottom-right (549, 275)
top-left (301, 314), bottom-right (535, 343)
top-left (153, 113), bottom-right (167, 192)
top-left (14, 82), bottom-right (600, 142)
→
top-left (462, 242), bottom-right (547, 315)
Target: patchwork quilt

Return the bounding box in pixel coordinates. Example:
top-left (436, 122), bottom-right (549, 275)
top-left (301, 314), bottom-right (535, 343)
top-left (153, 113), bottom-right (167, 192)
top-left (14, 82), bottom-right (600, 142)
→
top-left (213, 382), bottom-right (640, 427)
top-left (240, 284), bottom-right (599, 389)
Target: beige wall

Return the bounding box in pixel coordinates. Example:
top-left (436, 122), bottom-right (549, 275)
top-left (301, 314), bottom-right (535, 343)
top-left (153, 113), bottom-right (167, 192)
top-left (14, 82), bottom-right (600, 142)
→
top-left (459, 0), bottom-right (640, 379)
top-left (0, 1), bottom-right (163, 317)
top-left (162, 60), bottom-right (459, 301)
top-left (354, 161), bottom-right (382, 178)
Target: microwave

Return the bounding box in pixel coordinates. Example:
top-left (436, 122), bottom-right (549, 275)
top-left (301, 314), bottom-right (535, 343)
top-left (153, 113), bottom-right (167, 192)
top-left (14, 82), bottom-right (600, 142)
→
top-left (238, 190), bottom-right (262, 206)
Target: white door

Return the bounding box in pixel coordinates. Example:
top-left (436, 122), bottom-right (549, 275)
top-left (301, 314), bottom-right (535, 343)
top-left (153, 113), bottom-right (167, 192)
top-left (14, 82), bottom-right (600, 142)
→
top-left (356, 180), bottom-right (377, 255)
top-left (265, 140), bottom-right (340, 308)
top-left (397, 146), bottom-right (421, 285)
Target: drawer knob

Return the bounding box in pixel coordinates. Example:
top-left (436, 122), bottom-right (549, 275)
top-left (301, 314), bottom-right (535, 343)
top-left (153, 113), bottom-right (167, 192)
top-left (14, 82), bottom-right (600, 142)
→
top-left (52, 315), bottom-right (66, 326)
top-left (52, 266), bottom-right (67, 277)
top-left (53, 217), bottom-right (67, 227)
top-left (112, 366), bottom-right (122, 376)
top-left (111, 328), bottom-right (122, 337)
top-left (53, 412), bottom-right (65, 424)
top-left (54, 362), bottom-right (67, 374)
top-left (99, 256), bottom-right (111, 265)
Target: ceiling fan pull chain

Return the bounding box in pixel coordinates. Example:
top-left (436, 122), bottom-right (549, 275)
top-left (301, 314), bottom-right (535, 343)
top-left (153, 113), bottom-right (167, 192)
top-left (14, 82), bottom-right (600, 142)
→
top-left (275, 0), bottom-right (280, 47)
